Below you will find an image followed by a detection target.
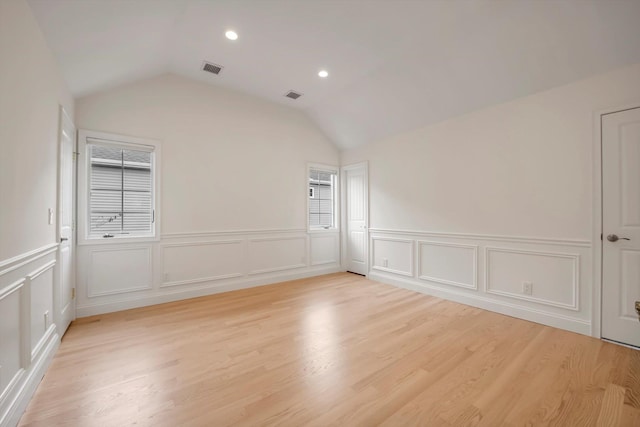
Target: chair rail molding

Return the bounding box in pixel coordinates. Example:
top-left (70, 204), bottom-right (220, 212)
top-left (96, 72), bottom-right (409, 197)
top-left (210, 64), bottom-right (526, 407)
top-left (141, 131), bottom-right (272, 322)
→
top-left (368, 228), bottom-right (591, 247)
top-left (0, 243), bottom-right (59, 278)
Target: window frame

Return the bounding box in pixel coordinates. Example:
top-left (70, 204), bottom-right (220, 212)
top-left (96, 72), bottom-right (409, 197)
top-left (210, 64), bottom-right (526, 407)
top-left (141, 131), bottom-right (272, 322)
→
top-left (307, 163), bottom-right (339, 233)
top-left (77, 130), bottom-right (161, 245)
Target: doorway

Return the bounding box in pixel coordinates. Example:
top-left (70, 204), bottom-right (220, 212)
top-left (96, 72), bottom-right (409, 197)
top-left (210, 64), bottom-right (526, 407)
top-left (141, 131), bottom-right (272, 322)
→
top-left (341, 162), bottom-right (368, 275)
top-left (601, 106), bottom-right (640, 348)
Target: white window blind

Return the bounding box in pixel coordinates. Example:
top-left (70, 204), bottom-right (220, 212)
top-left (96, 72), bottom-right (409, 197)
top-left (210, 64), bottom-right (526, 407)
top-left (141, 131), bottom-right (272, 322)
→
top-left (309, 168), bottom-right (336, 229)
top-left (88, 140), bottom-right (154, 237)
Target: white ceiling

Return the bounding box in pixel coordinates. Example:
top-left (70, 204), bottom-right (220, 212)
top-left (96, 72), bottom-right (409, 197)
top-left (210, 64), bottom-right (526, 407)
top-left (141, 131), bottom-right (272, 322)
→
top-left (28, 0), bottom-right (640, 150)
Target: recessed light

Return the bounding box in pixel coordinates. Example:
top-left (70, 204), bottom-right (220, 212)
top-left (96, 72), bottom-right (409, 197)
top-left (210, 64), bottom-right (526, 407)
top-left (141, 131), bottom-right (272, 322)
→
top-left (318, 70), bottom-right (329, 78)
top-left (225, 30), bottom-right (238, 41)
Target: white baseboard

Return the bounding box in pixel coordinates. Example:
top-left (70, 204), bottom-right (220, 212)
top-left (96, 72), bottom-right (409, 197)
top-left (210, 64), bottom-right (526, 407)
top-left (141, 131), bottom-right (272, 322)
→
top-left (369, 271), bottom-right (591, 336)
top-left (77, 265), bottom-right (343, 317)
top-left (1, 331), bottom-right (59, 427)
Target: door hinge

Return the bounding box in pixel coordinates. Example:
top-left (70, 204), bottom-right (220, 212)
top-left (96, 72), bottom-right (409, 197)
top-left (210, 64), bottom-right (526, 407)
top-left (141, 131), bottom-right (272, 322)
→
top-left (71, 288), bottom-right (75, 299)
top-left (600, 233), bottom-right (603, 241)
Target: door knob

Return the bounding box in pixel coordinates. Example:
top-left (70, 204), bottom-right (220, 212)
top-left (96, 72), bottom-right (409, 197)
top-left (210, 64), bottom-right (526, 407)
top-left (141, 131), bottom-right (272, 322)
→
top-left (60, 237), bottom-right (68, 242)
top-left (607, 234), bottom-right (630, 242)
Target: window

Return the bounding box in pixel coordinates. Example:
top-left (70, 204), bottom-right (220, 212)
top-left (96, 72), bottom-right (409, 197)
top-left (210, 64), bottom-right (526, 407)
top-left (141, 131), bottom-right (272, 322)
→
top-left (78, 131), bottom-right (160, 242)
top-left (308, 166), bottom-right (337, 230)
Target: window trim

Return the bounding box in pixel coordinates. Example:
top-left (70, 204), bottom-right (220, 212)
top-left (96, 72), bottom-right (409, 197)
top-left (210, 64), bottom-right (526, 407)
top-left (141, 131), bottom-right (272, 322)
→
top-left (77, 129), bottom-right (161, 245)
top-left (307, 163), bottom-right (339, 233)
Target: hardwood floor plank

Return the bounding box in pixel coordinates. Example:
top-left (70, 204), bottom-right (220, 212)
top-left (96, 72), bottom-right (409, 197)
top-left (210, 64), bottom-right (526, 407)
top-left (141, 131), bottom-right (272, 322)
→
top-left (18, 273), bottom-right (640, 426)
top-left (597, 384), bottom-right (626, 427)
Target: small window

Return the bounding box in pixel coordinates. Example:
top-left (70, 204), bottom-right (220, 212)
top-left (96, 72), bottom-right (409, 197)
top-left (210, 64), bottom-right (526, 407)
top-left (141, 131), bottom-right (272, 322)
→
top-left (78, 131), bottom-right (160, 243)
top-left (308, 166), bottom-right (337, 230)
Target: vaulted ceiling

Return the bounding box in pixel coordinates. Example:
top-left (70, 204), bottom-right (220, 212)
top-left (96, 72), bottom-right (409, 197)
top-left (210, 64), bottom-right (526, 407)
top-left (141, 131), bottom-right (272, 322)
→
top-left (28, 0), bottom-right (640, 150)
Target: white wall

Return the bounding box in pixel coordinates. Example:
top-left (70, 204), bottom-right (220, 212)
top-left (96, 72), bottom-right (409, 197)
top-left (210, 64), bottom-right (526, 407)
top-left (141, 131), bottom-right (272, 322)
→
top-left (342, 63), bottom-right (640, 335)
top-left (0, 0), bottom-right (74, 425)
top-left (0, 0), bottom-right (74, 261)
top-left (74, 74), bottom-right (342, 316)
top-left (76, 74), bottom-right (338, 233)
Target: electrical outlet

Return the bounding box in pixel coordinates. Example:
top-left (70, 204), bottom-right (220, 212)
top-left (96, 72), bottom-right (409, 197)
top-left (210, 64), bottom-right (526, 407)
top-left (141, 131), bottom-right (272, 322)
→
top-left (522, 282), bottom-right (533, 296)
top-left (383, 258), bottom-right (388, 268)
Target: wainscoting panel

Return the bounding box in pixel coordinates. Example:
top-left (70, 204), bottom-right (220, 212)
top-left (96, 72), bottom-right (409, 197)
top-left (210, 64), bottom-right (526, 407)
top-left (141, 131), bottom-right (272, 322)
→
top-left (310, 233), bottom-right (339, 266)
top-left (0, 244), bottom-right (60, 427)
top-left (76, 230), bottom-right (341, 317)
top-left (371, 237), bottom-right (413, 276)
top-left (0, 281), bottom-right (23, 402)
top-left (161, 240), bottom-right (244, 287)
top-left (486, 247), bottom-right (579, 310)
top-left (368, 228), bottom-right (592, 336)
top-left (88, 246), bottom-right (152, 297)
top-left (418, 241), bottom-right (478, 289)
top-left (28, 261), bottom-right (55, 353)
top-left (248, 236), bottom-right (307, 275)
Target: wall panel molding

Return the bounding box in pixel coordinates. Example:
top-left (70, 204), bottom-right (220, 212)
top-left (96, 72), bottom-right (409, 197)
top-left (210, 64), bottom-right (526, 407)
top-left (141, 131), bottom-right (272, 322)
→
top-left (417, 241), bottom-right (478, 290)
top-left (26, 259), bottom-right (56, 281)
top-left (485, 247), bottom-right (580, 311)
top-left (0, 278), bottom-right (25, 302)
top-left (370, 237), bottom-right (414, 277)
top-left (87, 246), bottom-right (153, 297)
top-left (160, 240), bottom-right (244, 288)
top-left (27, 260), bottom-right (56, 362)
top-left (310, 234), bottom-right (339, 266)
top-left (248, 236), bottom-right (307, 275)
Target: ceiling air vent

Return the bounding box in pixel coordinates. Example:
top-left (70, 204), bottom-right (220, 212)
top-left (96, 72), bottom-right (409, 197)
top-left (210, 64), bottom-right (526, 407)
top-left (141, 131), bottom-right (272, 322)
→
top-left (285, 90), bottom-right (302, 100)
top-left (202, 61), bottom-right (223, 75)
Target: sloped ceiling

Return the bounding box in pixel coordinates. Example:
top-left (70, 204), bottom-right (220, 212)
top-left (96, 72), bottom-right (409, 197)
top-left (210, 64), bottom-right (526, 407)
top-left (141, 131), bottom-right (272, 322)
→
top-left (28, 0), bottom-right (640, 150)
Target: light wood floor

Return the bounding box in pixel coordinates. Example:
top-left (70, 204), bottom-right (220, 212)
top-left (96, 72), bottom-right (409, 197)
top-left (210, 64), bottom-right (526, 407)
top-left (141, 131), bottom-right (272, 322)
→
top-left (19, 273), bottom-right (640, 426)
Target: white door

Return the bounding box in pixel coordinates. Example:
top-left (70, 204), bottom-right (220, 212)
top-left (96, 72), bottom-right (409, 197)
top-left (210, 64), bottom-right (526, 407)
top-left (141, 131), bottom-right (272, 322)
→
top-left (57, 107), bottom-right (76, 335)
top-left (602, 106), bottom-right (640, 348)
top-left (342, 163), bottom-right (368, 275)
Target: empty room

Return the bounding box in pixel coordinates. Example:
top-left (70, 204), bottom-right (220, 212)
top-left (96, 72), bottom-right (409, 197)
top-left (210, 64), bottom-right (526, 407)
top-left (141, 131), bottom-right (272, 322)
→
top-left (2, 0), bottom-right (640, 425)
